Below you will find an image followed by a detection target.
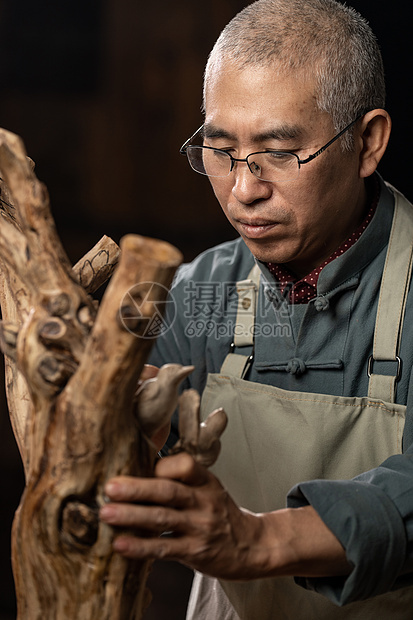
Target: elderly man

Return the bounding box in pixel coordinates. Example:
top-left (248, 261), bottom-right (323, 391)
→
top-left (100, 1), bottom-right (413, 617)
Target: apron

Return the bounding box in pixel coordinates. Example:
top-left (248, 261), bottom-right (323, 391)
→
top-left (187, 187), bottom-right (413, 619)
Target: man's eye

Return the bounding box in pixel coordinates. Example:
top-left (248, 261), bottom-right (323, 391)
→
top-left (212, 149), bottom-right (231, 158)
top-left (266, 151), bottom-right (293, 160)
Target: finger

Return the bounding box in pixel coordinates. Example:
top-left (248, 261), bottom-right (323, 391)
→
top-left (111, 533), bottom-right (191, 563)
top-left (198, 407), bottom-right (228, 451)
top-left (193, 442), bottom-right (221, 468)
top-left (155, 452), bottom-right (211, 486)
top-left (100, 502), bottom-right (186, 533)
top-left (104, 474), bottom-right (194, 508)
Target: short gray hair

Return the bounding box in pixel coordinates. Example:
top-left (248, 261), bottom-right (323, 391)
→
top-left (204, 0), bottom-right (385, 150)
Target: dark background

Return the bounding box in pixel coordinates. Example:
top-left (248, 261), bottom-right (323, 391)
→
top-left (0, 1), bottom-right (410, 618)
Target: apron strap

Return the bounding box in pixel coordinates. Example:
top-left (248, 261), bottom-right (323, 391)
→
top-left (220, 352), bottom-right (254, 379)
top-left (368, 187), bottom-right (413, 402)
top-left (220, 264), bottom-right (260, 379)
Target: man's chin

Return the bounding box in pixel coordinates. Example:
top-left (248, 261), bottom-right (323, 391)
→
top-left (241, 237), bottom-right (287, 265)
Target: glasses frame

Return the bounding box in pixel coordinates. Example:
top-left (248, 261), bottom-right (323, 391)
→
top-left (180, 115), bottom-right (362, 182)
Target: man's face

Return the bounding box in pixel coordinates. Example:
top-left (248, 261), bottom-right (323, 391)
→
top-left (203, 62), bottom-right (366, 275)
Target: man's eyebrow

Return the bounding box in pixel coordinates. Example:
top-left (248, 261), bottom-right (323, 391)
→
top-left (202, 125), bottom-right (235, 140)
top-left (252, 125), bottom-right (303, 142)
top-left (202, 123), bottom-right (303, 142)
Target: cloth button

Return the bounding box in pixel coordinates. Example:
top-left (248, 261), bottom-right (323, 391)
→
top-left (286, 358), bottom-right (307, 375)
top-left (314, 296), bottom-right (330, 311)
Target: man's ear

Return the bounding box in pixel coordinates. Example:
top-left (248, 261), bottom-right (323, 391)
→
top-left (358, 109), bottom-right (391, 178)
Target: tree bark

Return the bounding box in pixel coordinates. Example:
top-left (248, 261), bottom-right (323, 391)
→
top-left (0, 128), bottom-right (183, 619)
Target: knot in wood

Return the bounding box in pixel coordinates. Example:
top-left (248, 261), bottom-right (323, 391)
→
top-left (1, 322), bottom-right (19, 348)
top-left (38, 318), bottom-right (66, 343)
top-left (77, 305), bottom-right (95, 329)
top-left (61, 500), bottom-right (99, 548)
top-left (47, 292), bottom-right (71, 317)
top-left (38, 353), bottom-right (76, 386)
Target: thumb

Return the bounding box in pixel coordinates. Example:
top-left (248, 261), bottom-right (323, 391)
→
top-left (155, 452), bottom-right (210, 486)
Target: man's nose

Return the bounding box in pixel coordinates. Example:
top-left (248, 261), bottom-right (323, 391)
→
top-left (231, 161), bottom-right (272, 205)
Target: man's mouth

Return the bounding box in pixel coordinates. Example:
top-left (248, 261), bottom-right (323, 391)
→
top-left (236, 219), bottom-right (278, 238)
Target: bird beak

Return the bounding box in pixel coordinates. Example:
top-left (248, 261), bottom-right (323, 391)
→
top-left (174, 365), bottom-right (195, 382)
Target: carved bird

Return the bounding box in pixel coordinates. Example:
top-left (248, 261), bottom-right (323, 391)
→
top-left (134, 363), bottom-right (194, 437)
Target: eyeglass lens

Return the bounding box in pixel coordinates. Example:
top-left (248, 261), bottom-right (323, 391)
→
top-left (186, 146), bottom-right (300, 182)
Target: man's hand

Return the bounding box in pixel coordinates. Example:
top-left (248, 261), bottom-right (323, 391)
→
top-left (100, 453), bottom-right (352, 580)
top-left (100, 452), bottom-right (268, 579)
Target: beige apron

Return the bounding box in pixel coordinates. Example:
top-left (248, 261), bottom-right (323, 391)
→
top-left (187, 187), bottom-right (413, 619)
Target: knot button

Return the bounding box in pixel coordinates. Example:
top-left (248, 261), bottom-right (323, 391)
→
top-left (314, 296), bottom-right (330, 311)
top-left (286, 358), bottom-right (307, 376)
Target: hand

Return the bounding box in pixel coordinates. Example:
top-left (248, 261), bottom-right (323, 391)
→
top-left (100, 452), bottom-right (272, 580)
top-left (100, 453), bottom-right (352, 580)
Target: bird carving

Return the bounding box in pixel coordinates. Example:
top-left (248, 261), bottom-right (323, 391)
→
top-left (134, 363), bottom-right (194, 437)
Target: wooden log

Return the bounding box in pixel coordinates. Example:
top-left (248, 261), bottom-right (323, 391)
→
top-left (0, 127), bottom-right (184, 619)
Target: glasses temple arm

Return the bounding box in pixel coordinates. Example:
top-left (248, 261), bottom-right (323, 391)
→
top-left (298, 116), bottom-right (362, 164)
top-left (179, 125), bottom-right (205, 154)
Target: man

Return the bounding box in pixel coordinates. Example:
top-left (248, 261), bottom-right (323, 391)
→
top-left (100, 1), bottom-right (413, 617)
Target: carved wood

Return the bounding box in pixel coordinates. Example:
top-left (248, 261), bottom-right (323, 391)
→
top-left (0, 127), bottom-right (184, 619)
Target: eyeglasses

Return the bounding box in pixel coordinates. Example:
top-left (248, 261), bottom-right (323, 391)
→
top-left (180, 116), bottom-right (361, 183)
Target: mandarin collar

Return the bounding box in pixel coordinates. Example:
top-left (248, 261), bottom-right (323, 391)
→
top-left (316, 174), bottom-right (394, 296)
top-left (255, 173), bottom-right (394, 300)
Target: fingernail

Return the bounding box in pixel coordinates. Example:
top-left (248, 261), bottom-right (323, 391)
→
top-left (104, 481), bottom-right (117, 497)
top-left (100, 505), bottom-right (115, 521)
top-left (113, 537), bottom-right (129, 552)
